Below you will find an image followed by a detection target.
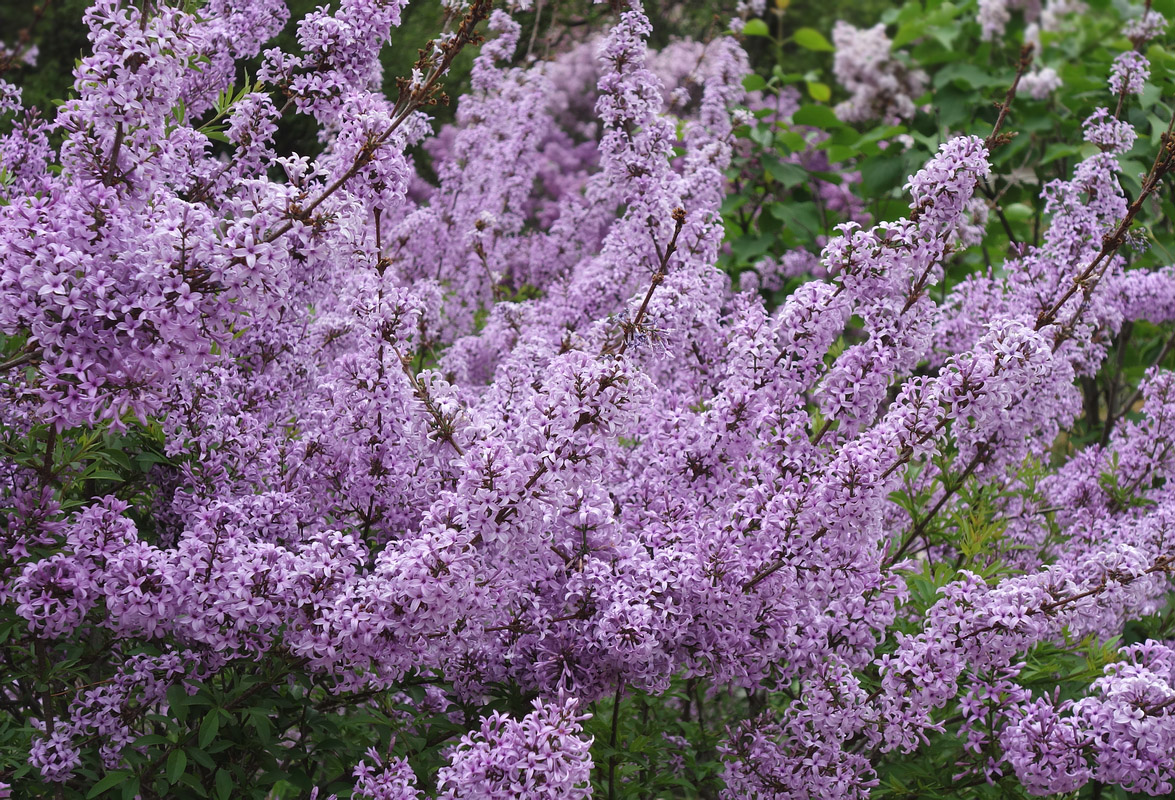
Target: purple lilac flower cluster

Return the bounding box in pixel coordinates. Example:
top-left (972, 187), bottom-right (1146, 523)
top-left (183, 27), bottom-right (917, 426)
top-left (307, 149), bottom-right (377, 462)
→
top-left (977, 0), bottom-right (1086, 40)
top-left (1, 0), bottom-right (1174, 797)
top-left (831, 22), bottom-right (927, 123)
top-left (1109, 50), bottom-right (1151, 97)
top-left (976, 0), bottom-right (1084, 99)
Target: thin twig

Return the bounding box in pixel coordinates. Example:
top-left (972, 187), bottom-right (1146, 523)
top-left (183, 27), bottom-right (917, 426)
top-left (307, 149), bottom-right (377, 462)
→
top-left (607, 208), bottom-right (686, 357)
top-left (392, 344), bottom-right (465, 457)
top-left (263, 0), bottom-right (494, 246)
top-left (0, 0), bottom-right (53, 77)
top-left (1037, 108), bottom-right (1175, 333)
top-left (1105, 328), bottom-right (1175, 433)
top-left (607, 681), bottom-right (625, 800)
top-left (984, 44), bottom-right (1034, 151)
top-left (0, 344), bottom-right (37, 373)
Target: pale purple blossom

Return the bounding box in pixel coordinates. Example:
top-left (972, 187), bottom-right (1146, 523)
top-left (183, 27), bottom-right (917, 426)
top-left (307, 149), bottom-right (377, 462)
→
top-left (831, 22), bottom-right (927, 122)
top-left (0, 0), bottom-right (1173, 797)
top-left (1109, 51), bottom-right (1149, 96)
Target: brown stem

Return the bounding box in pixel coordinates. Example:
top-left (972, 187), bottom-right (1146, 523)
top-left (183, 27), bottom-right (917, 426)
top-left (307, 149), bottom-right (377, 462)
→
top-left (1037, 110), bottom-right (1175, 334)
top-left (0, 0), bottom-right (53, 78)
top-left (608, 208), bottom-right (686, 357)
top-left (392, 344), bottom-right (464, 456)
top-left (137, 658), bottom-right (309, 791)
top-left (0, 344), bottom-right (37, 373)
top-left (263, 0), bottom-right (493, 246)
top-left (607, 681), bottom-right (624, 800)
top-left (1100, 321), bottom-right (1135, 444)
top-left (811, 417), bottom-right (834, 445)
top-left (103, 122), bottom-right (125, 187)
top-left (978, 180), bottom-right (1019, 244)
top-left (885, 446), bottom-right (987, 567)
top-left (984, 44), bottom-right (1034, 151)
top-left (1105, 327), bottom-right (1175, 433)
top-left (957, 556), bottom-right (1174, 643)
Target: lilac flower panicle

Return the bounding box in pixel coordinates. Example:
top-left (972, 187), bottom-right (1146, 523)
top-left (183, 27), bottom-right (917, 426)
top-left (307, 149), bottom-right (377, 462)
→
top-left (1109, 51), bottom-right (1149, 96)
top-left (831, 22), bottom-right (927, 123)
top-left (351, 749), bottom-right (422, 800)
top-left (1019, 66), bottom-right (1062, 100)
top-left (1084, 108), bottom-right (1137, 154)
top-left (1123, 9), bottom-right (1167, 43)
top-left (978, 0), bottom-right (1085, 39)
top-left (435, 698), bottom-right (593, 799)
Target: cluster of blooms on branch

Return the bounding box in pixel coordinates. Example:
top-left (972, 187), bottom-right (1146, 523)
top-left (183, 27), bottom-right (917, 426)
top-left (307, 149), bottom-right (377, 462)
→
top-left (1, 0), bottom-right (1175, 798)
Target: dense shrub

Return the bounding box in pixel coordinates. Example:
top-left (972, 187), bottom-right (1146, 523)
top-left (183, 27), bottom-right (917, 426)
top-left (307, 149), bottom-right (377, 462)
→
top-left (2, 0), bottom-right (1175, 798)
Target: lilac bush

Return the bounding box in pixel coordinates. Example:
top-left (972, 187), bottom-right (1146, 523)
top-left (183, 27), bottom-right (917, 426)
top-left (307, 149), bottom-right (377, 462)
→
top-left (1, 0), bottom-right (1175, 798)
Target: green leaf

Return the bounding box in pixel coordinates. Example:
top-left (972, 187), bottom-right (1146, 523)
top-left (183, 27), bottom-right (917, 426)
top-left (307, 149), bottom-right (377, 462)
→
top-left (934, 85), bottom-right (974, 128)
top-left (215, 768), bottom-right (232, 800)
top-left (1154, 0), bottom-right (1175, 20)
top-left (132, 734), bottom-right (171, 747)
top-left (769, 201), bottom-right (822, 236)
top-left (247, 709), bottom-right (274, 745)
top-left (1041, 142), bottom-right (1079, 166)
top-left (198, 710), bottom-right (220, 749)
top-left (135, 450), bottom-right (172, 468)
top-left (892, 20), bottom-right (927, 49)
top-left (772, 66), bottom-right (805, 83)
top-left (1003, 202), bottom-right (1034, 223)
top-left (860, 157), bottom-right (907, 194)
top-left (186, 746), bottom-right (216, 770)
top-left (742, 18), bottom-right (771, 37)
top-left (933, 62), bottom-right (1003, 89)
top-left (1140, 81), bottom-right (1162, 110)
top-left (730, 233), bottom-right (773, 263)
top-left (776, 131), bottom-right (808, 152)
top-left (120, 778), bottom-right (141, 800)
top-left (257, 770), bottom-right (291, 788)
top-left (806, 81), bottom-right (831, 102)
top-left (168, 685), bottom-right (190, 723)
top-left (87, 771), bottom-right (132, 798)
top-left (1150, 113), bottom-right (1172, 146)
top-left (166, 749), bottom-right (187, 785)
top-left (764, 158), bottom-right (808, 187)
top-left (99, 448), bottom-right (133, 471)
top-left (741, 74), bottom-right (767, 93)
top-left (82, 468), bottom-right (124, 482)
top-left (720, 193), bottom-right (749, 216)
top-left (791, 104), bottom-right (841, 129)
top-left (793, 27), bottom-right (834, 51)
